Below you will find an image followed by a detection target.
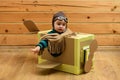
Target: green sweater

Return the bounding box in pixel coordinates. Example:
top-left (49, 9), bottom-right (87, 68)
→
top-left (36, 29), bottom-right (63, 49)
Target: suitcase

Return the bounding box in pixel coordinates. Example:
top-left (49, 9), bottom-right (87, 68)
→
top-left (37, 30), bottom-right (97, 74)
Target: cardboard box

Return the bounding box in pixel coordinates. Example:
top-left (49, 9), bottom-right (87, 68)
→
top-left (37, 30), bottom-right (95, 74)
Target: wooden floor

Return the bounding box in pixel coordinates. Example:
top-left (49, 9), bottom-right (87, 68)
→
top-left (0, 46), bottom-right (120, 80)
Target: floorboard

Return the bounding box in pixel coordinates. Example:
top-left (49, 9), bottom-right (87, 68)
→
top-left (0, 46), bottom-right (120, 80)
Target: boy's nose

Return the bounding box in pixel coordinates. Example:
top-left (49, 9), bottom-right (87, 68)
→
top-left (59, 25), bottom-right (63, 28)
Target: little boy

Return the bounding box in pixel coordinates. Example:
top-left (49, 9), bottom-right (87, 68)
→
top-left (32, 11), bottom-right (72, 56)
top-left (32, 11), bottom-right (98, 72)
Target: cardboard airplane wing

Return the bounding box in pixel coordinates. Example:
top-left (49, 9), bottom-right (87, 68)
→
top-left (37, 60), bottom-right (61, 69)
top-left (23, 20), bottom-right (39, 33)
top-left (22, 20), bottom-right (98, 74)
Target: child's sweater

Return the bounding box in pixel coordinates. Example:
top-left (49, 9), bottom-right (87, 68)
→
top-left (36, 29), bottom-right (63, 49)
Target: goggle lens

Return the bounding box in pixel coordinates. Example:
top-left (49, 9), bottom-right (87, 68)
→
top-left (55, 16), bottom-right (68, 23)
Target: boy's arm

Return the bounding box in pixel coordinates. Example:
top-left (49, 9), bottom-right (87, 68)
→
top-left (36, 40), bottom-right (48, 49)
top-left (32, 40), bottom-right (48, 55)
top-left (36, 30), bottom-right (53, 49)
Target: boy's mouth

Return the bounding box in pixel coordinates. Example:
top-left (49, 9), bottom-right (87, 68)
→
top-left (58, 29), bottom-right (63, 31)
top-left (58, 29), bottom-right (64, 32)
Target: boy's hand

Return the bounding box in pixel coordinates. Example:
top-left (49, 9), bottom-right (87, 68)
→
top-left (31, 46), bottom-right (40, 54)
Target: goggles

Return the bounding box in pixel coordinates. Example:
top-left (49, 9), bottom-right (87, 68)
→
top-left (54, 16), bottom-right (68, 23)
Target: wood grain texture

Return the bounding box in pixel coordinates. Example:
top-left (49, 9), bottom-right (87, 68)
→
top-left (0, 1), bottom-right (119, 12)
top-left (0, 46), bottom-right (120, 80)
top-left (0, 0), bottom-right (120, 46)
top-left (1, 12), bottom-right (120, 23)
top-left (0, 23), bottom-right (120, 34)
top-left (0, 34), bottom-right (38, 46)
top-left (0, 34), bottom-right (120, 46)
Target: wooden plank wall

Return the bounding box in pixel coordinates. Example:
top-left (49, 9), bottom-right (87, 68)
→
top-left (0, 0), bottom-right (120, 46)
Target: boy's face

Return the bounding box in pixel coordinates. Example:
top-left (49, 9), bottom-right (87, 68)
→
top-left (54, 20), bottom-right (67, 33)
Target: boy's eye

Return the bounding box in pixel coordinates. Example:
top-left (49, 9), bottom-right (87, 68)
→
top-left (56, 21), bottom-right (66, 26)
top-left (62, 23), bottom-right (66, 26)
top-left (57, 22), bottom-right (62, 25)
top-left (57, 23), bottom-right (66, 26)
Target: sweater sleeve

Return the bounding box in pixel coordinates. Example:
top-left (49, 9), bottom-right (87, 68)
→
top-left (36, 40), bottom-right (48, 49)
top-left (36, 30), bottom-right (54, 49)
